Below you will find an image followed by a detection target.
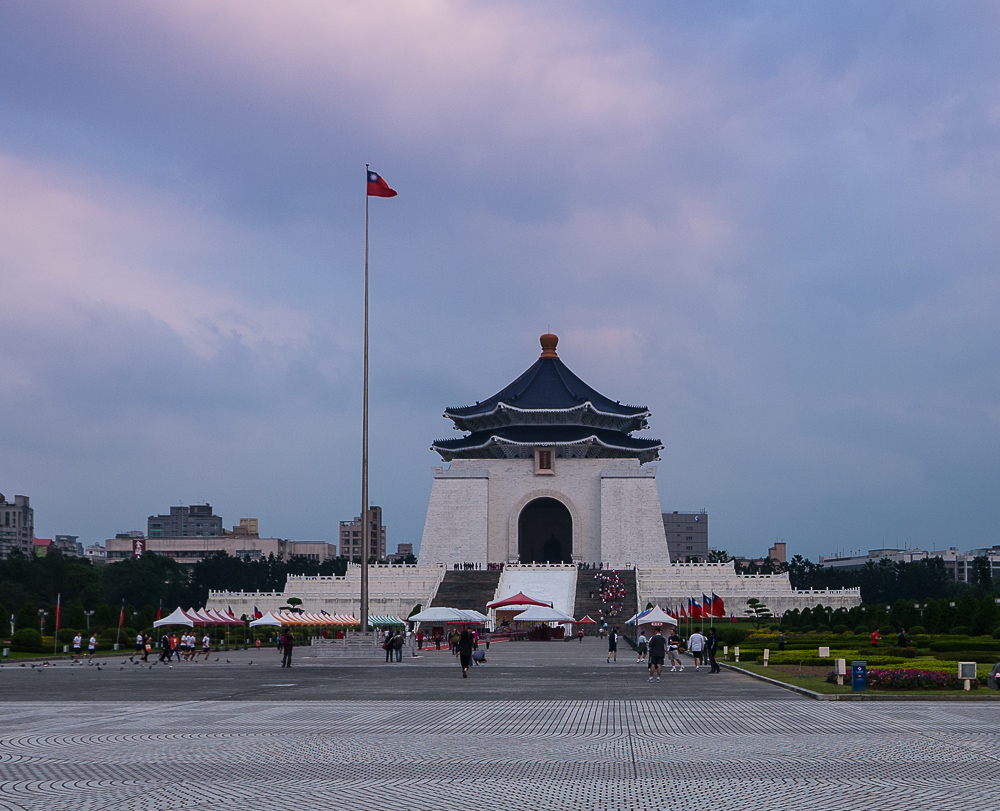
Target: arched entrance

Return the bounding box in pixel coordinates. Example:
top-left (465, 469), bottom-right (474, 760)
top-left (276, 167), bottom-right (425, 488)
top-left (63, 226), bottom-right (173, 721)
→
top-left (518, 498), bottom-right (572, 564)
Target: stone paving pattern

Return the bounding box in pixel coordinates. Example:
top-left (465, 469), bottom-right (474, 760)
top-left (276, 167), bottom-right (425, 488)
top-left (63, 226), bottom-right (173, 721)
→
top-left (2, 640), bottom-right (998, 809)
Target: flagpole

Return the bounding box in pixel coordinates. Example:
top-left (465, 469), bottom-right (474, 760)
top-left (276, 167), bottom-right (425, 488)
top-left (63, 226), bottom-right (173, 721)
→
top-left (54, 593), bottom-right (60, 656)
top-left (360, 163), bottom-right (371, 634)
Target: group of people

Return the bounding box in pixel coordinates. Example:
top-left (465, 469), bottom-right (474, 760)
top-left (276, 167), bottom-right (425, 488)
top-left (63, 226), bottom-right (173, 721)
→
top-left (382, 628), bottom-right (406, 662)
top-left (70, 633), bottom-right (98, 661)
top-left (156, 631), bottom-right (212, 662)
top-left (635, 626), bottom-right (722, 681)
top-left (594, 571), bottom-right (628, 618)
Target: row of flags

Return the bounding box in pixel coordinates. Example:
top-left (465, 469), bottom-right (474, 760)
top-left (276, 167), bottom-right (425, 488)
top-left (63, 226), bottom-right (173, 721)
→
top-left (665, 593), bottom-right (730, 622)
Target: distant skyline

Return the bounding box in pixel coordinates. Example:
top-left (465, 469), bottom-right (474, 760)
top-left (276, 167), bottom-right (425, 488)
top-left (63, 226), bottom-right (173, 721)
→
top-left (2, 3), bottom-right (999, 561)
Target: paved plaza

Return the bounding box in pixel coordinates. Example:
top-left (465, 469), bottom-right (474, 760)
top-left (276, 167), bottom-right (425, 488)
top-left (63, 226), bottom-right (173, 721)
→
top-left (2, 639), bottom-right (999, 810)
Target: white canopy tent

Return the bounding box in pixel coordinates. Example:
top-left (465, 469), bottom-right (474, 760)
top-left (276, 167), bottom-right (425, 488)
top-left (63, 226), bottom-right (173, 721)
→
top-left (153, 607), bottom-right (195, 628)
top-left (511, 606), bottom-right (577, 624)
top-left (409, 607), bottom-right (487, 624)
top-left (626, 606), bottom-right (677, 628)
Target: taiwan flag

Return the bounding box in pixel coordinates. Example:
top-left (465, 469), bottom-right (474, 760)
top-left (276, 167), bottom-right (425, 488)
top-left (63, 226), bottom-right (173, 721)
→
top-left (253, 606), bottom-right (263, 620)
top-left (691, 598), bottom-right (704, 620)
top-left (367, 170), bottom-right (397, 198)
top-left (703, 593), bottom-right (713, 616)
top-left (679, 603), bottom-right (688, 620)
top-left (711, 593), bottom-right (726, 618)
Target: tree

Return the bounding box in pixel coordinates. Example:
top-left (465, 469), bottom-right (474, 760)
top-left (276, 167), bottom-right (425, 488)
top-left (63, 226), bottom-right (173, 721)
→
top-left (708, 549), bottom-right (731, 563)
top-left (971, 556), bottom-right (993, 592)
top-left (971, 595), bottom-right (999, 636)
top-left (15, 600), bottom-right (38, 631)
top-left (102, 553), bottom-right (192, 609)
top-left (745, 598), bottom-right (773, 629)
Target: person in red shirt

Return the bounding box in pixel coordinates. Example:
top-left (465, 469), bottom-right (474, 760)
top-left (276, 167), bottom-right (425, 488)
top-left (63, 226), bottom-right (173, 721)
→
top-left (870, 629), bottom-right (880, 648)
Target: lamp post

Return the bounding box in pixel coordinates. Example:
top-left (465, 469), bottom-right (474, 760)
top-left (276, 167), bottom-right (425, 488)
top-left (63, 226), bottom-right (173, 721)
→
top-left (84, 610), bottom-right (94, 630)
top-left (38, 609), bottom-right (47, 633)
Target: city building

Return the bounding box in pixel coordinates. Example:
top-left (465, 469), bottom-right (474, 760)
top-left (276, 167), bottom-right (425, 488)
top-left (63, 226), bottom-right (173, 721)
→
top-left (339, 506), bottom-right (387, 561)
top-left (0, 493), bottom-right (34, 559)
top-left (84, 543), bottom-right (107, 564)
top-left (104, 533), bottom-right (336, 566)
top-left (386, 543), bottom-right (414, 563)
top-left (148, 504), bottom-right (223, 538)
top-left (662, 511), bottom-right (708, 562)
top-left (818, 545), bottom-right (1000, 583)
top-left (732, 541), bottom-right (787, 571)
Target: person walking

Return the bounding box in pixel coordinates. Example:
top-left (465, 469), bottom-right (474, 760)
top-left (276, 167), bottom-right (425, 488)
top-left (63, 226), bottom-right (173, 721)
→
top-left (667, 629), bottom-right (684, 671)
top-left (384, 629), bottom-right (394, 664)
top-left (416, 630), bottom-right (424, 650)
top-left (458, 628), bottom-right (474, 678)
top-left (870, 629), bottom-right (880, 648)
top-left (777, 632), bottom-right (785, 651)
top-left (159, 633), bottom-right (170, 662)
top-left (606, 626), bottom-right (618, 663)
top-left (141, 633), bottom-right (151, 663)
top-left (280, 630), bottom-right (294, 668)
top-left (131, 632), bottom-right (144, 662)
top-left (72, 632), bottom-right (83, 661)
top-left (636, 632), bottom-right (648, 664)
top-left (87, 634), bottom-right (97, 661)
top-left (647, 628), bottom-right (667, 682)
top-left (392, 629), bottom-right (404, 663)
top-left (688, 629), bottom-right (707, 671)
top-left (707, 627), bottom-right (720, 673)
top-left (482, 629), bottom-right (491, 651)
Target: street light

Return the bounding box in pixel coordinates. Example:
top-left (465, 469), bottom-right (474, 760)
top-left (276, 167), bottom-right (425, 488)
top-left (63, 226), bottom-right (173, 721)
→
top-left (38, 609), bottom-right (47, 633)
top-left (84, 610), bottom-right (94, 630)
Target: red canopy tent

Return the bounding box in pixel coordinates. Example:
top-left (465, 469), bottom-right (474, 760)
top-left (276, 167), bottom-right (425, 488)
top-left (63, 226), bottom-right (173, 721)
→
top-left (575, 615), bottom-right (598, 625)
top-left (487, 592), bottom-right (551, 609)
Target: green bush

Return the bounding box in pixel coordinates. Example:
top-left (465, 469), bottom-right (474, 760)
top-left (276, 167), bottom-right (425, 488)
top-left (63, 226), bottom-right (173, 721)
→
top-left (931, 649), bottom-right (1000, 662)
top-left (894, 647), bottom-right (920, 658)
top-left (11, 628), bottom-right (43, 652)
top-left (715, 627), bottom-right (748, 646)
top-left (992, 627), bottom-right (1000, 640)
top-left (929, 639), bottom-right (1000, 653)
top-left (56, 628), bottom-right (78, 643)
top-left (799, 625), bottom-right (815, 633)
top-left (853, 625), bottom-right (869, 635)
top-left (831, 624), bottom-right (850, 634)
top-left (950, 626), bottom-right (971, 636)
top-left (908, 626), bottom-right (927, 635)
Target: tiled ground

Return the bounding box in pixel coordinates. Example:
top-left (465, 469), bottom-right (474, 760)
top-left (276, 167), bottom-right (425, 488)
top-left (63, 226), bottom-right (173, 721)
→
top-left (1, 699), bottom-right (998, 810)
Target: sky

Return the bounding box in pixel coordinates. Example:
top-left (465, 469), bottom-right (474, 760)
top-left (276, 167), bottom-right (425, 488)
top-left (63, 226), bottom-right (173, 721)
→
top-left (2, 2), bottom-right (999, 561)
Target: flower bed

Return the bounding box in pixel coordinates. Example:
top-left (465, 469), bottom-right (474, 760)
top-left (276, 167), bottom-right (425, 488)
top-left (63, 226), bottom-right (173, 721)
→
top-left (827, 667), bottom-right (980, 690)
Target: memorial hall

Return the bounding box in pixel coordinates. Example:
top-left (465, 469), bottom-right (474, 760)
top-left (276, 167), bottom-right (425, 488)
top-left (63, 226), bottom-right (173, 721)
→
top-left (210, 334), bottom-right (860, 621)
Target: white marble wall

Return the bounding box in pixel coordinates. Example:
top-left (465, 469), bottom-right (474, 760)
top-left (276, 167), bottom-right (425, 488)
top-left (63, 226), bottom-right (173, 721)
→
top-left (418, 457), bottom-right (671, 566)
top-left (636, 563), bottom-right (862, 617)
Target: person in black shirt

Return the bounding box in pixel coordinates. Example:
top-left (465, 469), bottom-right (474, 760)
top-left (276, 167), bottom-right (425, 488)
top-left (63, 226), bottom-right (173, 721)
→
top-left (707, 627), bottom-right (720, 673)
top-left (647, 628), bottom-right (667, 682)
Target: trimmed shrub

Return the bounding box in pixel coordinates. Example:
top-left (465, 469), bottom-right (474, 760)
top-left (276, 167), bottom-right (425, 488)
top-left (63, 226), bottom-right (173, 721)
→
top-left (894, 647), bottom-right (920, 658)
top-left (929, 640), bottom-right (1000, 653)
top-left (931, 649), bottom-right (1000, 662)
top-left (832, 625), bottom-right (850, 634)
top-left (56, 628), bottom-right (78, 643)
top-left (715, 627), bottom-right (748, 646)
top-left (950, 626), bottom-right (971, 636)
top-left (11, 628), bottom-right (43, 652)
top-left (799, 625), bottom-right (815, 633)
top-left (853, 625), bottom-right (869, 635)
top-left (908, 626), bottom-right (927, 636)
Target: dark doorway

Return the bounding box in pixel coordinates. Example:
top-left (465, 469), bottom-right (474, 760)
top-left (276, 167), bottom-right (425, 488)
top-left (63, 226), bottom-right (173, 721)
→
top-left (518, 498), bottom-right (572, 564)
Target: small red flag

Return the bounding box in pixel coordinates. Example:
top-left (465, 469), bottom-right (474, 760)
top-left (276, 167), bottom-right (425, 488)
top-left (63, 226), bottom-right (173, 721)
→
top-left (55, 594), bottom-right (61, 634)
top-left (118, 600), bottom-right (125, 629)
top-left (367, 170), bottom-right (397, 198)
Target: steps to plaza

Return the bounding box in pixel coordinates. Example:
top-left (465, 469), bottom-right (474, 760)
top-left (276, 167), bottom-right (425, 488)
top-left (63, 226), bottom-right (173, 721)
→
top-left (429, 569), bottom-right (502, 613)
